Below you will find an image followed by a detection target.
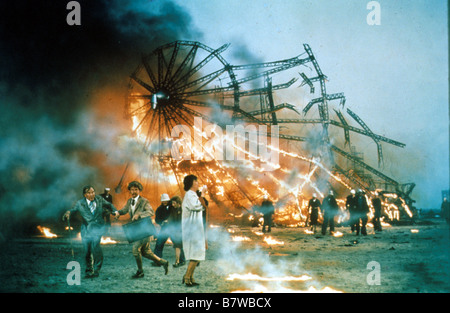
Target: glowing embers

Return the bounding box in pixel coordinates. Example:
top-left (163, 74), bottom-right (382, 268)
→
top-left (381, 221), bottom-right (392, 227)
top-left (129, 96), bottom-right (148, 142)
top-left (227, 272), bottom-right (312, 282)
top-left (220, 226), bottom-right (344, 293)
top-left (69, 232), bottom-right (118, 244)
top-left (127, 97), bottom-right (414, 227)
top-left (231, 285), bottom-right (343, 293)
top-left (37, 226), bottom-right (57, 238)
top-left (123, 41), bottom-right (415, 233)
top-left (263, 236), bottom-right (284, 245)
top-left (100, 237), bottom-right (118, 244)
top-left (228, 228), bottom-right (284, 245)
top-left (231, 236), bottom-right (252, 242)
top-left (227, 272), bottom-right (343, 293)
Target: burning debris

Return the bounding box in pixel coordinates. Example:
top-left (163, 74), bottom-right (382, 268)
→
top-left (0, 0), bottom-right (447, 296)
top-left (263, 236), bottom-right (284, 246)
top-left (206, 224), bottom-right (345, 293)
top-left (226, 272), bottom-right (312, 282)
top-left (121, 40), bottom-right (415, 229)
top-left (100, 237), bottom-right (118, 244)
top-left (231, 285), bottom-right (343, 293)
top-left (37, 224), bottom-right (119, 245)
top-left (7, 40), bottom-right (420, 294)
top-left (37, 226), bottom-right (57, 239)
top-left (231, 235), bottom-right (252, 242)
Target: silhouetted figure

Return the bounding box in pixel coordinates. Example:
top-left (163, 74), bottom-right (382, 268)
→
top-left (308, 193), bottom-right (321, 234)
top-left (441, 197), bottom-right (450, 229)
top-left (372, 192), bottom-right (382, 232)
top-left (100, 187), bottom-right (113, 233)
top-left (346, 189), bottom-right (357, 232)
top-left (322, 191), bottom-right (339, 235)
top-left (355, 189), bottom-right (370, 236)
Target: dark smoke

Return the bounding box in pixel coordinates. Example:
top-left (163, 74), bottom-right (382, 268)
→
top-left (0, 0), bottom-right (202, 238)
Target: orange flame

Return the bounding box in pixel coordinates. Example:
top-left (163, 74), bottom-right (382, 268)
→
top-left (100, 237), bottom-right (117, 244)
top-left (231, 236), bottom-right (252, 242)
top-left (37, 226), bottom-right (57, 238)
top-left (263, 236), bottom-right (284, 245)
top-left (231, 284), bottom-right (343, 293)
top-left (226, 272), bottom-right (312, 282)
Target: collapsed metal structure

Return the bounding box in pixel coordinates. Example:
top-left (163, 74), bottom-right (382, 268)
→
top-left (120, 40), bottom-right (415, 224)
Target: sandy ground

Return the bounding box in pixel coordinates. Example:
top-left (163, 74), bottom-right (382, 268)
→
top-left (1, 219), bottom-right (449, 293)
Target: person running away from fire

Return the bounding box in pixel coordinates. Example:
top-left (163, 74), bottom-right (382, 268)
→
top-left (115, 181), bottom-right (169, 278)
top-left (63, 185), bottom-right (118, 278)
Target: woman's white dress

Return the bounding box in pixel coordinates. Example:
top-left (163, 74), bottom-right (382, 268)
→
top-left (182, 190), bottom-right (205, 261)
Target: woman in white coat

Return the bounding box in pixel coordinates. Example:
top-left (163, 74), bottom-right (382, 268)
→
top-left (181, 174), bottom-right (207, 286)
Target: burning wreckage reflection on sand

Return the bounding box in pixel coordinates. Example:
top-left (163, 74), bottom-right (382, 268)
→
top-left (120, 40), bottom-right (416, 227)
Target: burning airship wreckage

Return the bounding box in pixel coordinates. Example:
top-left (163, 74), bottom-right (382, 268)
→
top-left (120, 40), bottom-right (415, 228)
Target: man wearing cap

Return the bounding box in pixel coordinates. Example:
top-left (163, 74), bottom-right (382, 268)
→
top-left (116, 181), bottom-right (169, 278)
top-left (100, 187), bottom-right (113, 234)
top-left (100, 187), bottom-right (113, 204)
top-left (154, 193), bottom-right (172, 261)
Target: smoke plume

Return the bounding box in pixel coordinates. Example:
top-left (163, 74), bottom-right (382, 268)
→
top-left (0, 0), bottom-right (201, 237)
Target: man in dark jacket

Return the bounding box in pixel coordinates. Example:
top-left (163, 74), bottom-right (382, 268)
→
top-left (168, 196), bottom-right (186, 267)
top-left (260, 195), bottom-right (275, 233)
top-left (63, 185), bottom-right (118, 278)
top-left (355, 189), bottom-right (370, 236)
top-left (346, 189), bottom-right (357, 232)
top-left (100, 187), bottom-right (113, 234)
top-left (100, 187), bottom-right (113, 203)
top-left (372, 192), bottom-right (383, 232)
top-left (154, 193), bottom-right (171, 260)
top-left (307, 194), bottom-right (321, 233)
top-left (322, 191), bottom-right (339, 235)
top-left (441, 197), bottom-right (450, 227)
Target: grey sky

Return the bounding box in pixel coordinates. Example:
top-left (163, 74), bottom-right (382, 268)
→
top-left (170, 0), bottom-right (449, 208)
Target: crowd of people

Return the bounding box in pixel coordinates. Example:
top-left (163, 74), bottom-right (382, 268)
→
top-left (62, 175), bottom-right (207, 287)
top-left (305, 189), bottom-right (382, 235)
top-left (255, 189), bottom-right (382, 236)
top-left (62, 180), bottom-right (449, 286)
